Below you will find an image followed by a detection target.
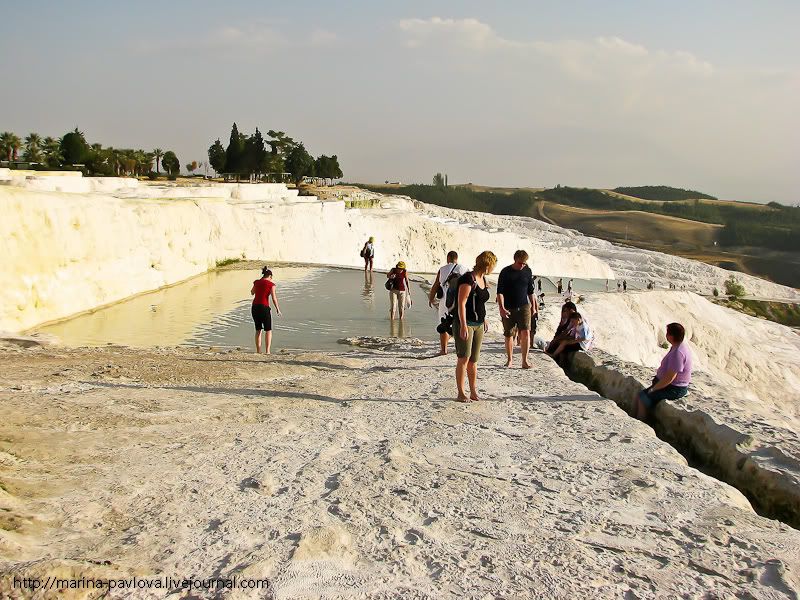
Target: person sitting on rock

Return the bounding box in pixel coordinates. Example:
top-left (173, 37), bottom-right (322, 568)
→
top-left (634, 322), bottom-right (693, 420)
top-left (545, 301), bottom-right (577, 354)
top-left (549, 312), bottom-right (592, 367)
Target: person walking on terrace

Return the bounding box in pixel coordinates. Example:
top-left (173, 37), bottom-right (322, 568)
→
top-left (251, 267), bottom-right (282, 354)
top-left (429, 250), bottom-right (467, 355)
top-left (453, 251), bottom-right (497, 402)
top-left (360, 237), bottom-right (375, 272)
top-left (387, 261), bottom-right (412, 320)
top-left (497, 250), bottom-right (538, 369)
top-left (634, 322), bottom-right (692, 420)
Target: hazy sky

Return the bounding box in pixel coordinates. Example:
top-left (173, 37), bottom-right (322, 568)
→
top-left (2, 1), bottom-right (798, 203)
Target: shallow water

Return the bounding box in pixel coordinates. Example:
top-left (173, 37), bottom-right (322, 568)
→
top-left (37, 267), bottom-right (438, 350)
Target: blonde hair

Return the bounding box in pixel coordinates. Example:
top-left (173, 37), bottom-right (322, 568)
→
top-left (474, 251), bottom-right (497, 275)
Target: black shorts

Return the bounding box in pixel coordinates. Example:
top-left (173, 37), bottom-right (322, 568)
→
top-left (252, 304), bottom-right (272, 331)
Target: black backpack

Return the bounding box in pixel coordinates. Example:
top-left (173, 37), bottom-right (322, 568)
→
top-left (446, 272), bottom-right (477, 314)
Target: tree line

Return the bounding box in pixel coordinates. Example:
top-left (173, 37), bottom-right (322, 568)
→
top-left (207, 123), bottom-right (342, 184)
top-left (358, 181), bottom-right (800, 253)
top-left (613, 185), bottom-right (717, 201)
top-left (0, 129), bottom-right (182, 178)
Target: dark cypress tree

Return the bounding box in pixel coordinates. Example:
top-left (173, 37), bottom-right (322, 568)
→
top-left (243, 128), bottom-right (268, 176)
top-left (224, 123), bottom-right (245, 174)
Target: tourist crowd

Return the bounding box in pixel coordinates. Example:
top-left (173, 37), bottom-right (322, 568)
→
top-left (246, 237), bottom-right (692, 419)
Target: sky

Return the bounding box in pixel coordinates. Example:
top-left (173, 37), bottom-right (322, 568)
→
top-left (2, 0), bottom-right (798, 203)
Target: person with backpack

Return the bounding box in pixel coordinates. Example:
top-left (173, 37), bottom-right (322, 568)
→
top-left (453, 251), bottom-right (497, 402)
top-left (360, 237), bottom-right (375, 272)
top-left (429, 250), bottom-right (468, 355)
top-left (387, 261), bottom-right (412, 320)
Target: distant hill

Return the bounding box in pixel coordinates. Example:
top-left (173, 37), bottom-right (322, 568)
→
top-left (613, 186), bottom-right (717, 201)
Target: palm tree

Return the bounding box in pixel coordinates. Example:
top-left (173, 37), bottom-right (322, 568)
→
top-left (153, 148), bottom-right (163, 174)
top-left (41, 136), bottom-right (62, 168)
top-left (0, 132), bottom-right (13, 162)
top-left (0, 132), bottom-right (22, 162)
top-left (23, 133), bottom-right (43, 163)
top-left (141, 151), bottom-right (155, 176)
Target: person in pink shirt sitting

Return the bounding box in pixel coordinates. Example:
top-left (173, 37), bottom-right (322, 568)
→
top-left (634, 322), bottom-right (692, 420)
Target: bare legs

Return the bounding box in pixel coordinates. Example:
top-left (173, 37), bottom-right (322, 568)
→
top-left (438, 332), bottom-right (449, 355)
top-left (389, 292), bottom-right (406, 320)
top-left (456, 357), bottom-right (479, 401)
top-left (364, 258), bottom-right (373, 272)
top-left (504, 330), bottom-right (531, 368)
top-left (519, 330), bottom-right (531, 368)
top-left (467, 361), bottom-right (479, 400)
top-left (264, 330), bottom-right (273, 354)
top-left (254, 329), bottom-right (272, 354)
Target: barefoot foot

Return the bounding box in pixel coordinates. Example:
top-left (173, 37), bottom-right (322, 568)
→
top-left (470, 393), bottom-right (480, 401)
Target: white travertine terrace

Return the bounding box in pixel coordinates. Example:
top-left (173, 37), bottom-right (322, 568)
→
top-left (1, 171), bottom-right (613, 332)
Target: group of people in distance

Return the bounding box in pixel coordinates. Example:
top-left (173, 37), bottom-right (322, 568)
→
top-left (248, 238), bottom-right (692, 418)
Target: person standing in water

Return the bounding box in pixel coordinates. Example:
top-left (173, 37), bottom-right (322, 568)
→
top-left (429, 250), bottom-right (467, 355)
top-left (557, 278), bottom-right (563, 294)
top-left (567, 279), bottom-right (573, 294)
top-left (623, 279), bottom-right (627, 292)
top-left (251, 267), bottom-right (282, 354)
top-left (454, 251), bottom-right (497, 402)
top-left (361, 237), bottom-right (375, 272)
top-left (497, 250), bottom-right (537, 369)
top-left (605, 279), bottom-right (609, 292)
top-left (387, 261), bottom-right (412, 320)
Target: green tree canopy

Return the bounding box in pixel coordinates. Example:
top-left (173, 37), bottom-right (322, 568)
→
top-left (243, 128), bottom-right (268, 175)
top-left (23, 133), bottom-right (43, 163)
top-left (0, 132), bottom-right (22, 161)
top-left (60, 128), bottom-right (90, 165)
top-left (224, 123), bottom-right (245, 174)
top-left (285, 143), bottom-right (314, 184)
top-left (207, 139), bottom-right (226, 174)
top-left (41, 136), bottom-right (62, 167)
top-left (161, 150), bottom-right (180, 175)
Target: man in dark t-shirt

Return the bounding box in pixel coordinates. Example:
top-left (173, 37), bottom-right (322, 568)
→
top-left (497, 250), bottom-right (538, 369)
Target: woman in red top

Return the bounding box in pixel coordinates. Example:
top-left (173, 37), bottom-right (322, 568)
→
top-left (251, 267), bottom-right (282, 354)
top-left (387, 261), bottom-right (412, 320)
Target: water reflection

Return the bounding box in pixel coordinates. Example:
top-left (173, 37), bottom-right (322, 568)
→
top-left (361, 270), bottom-right (374, 307)
top-left (37, 267), bottom-right (434, 350)
top-left (389, 319), bottom-right (408, 339)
